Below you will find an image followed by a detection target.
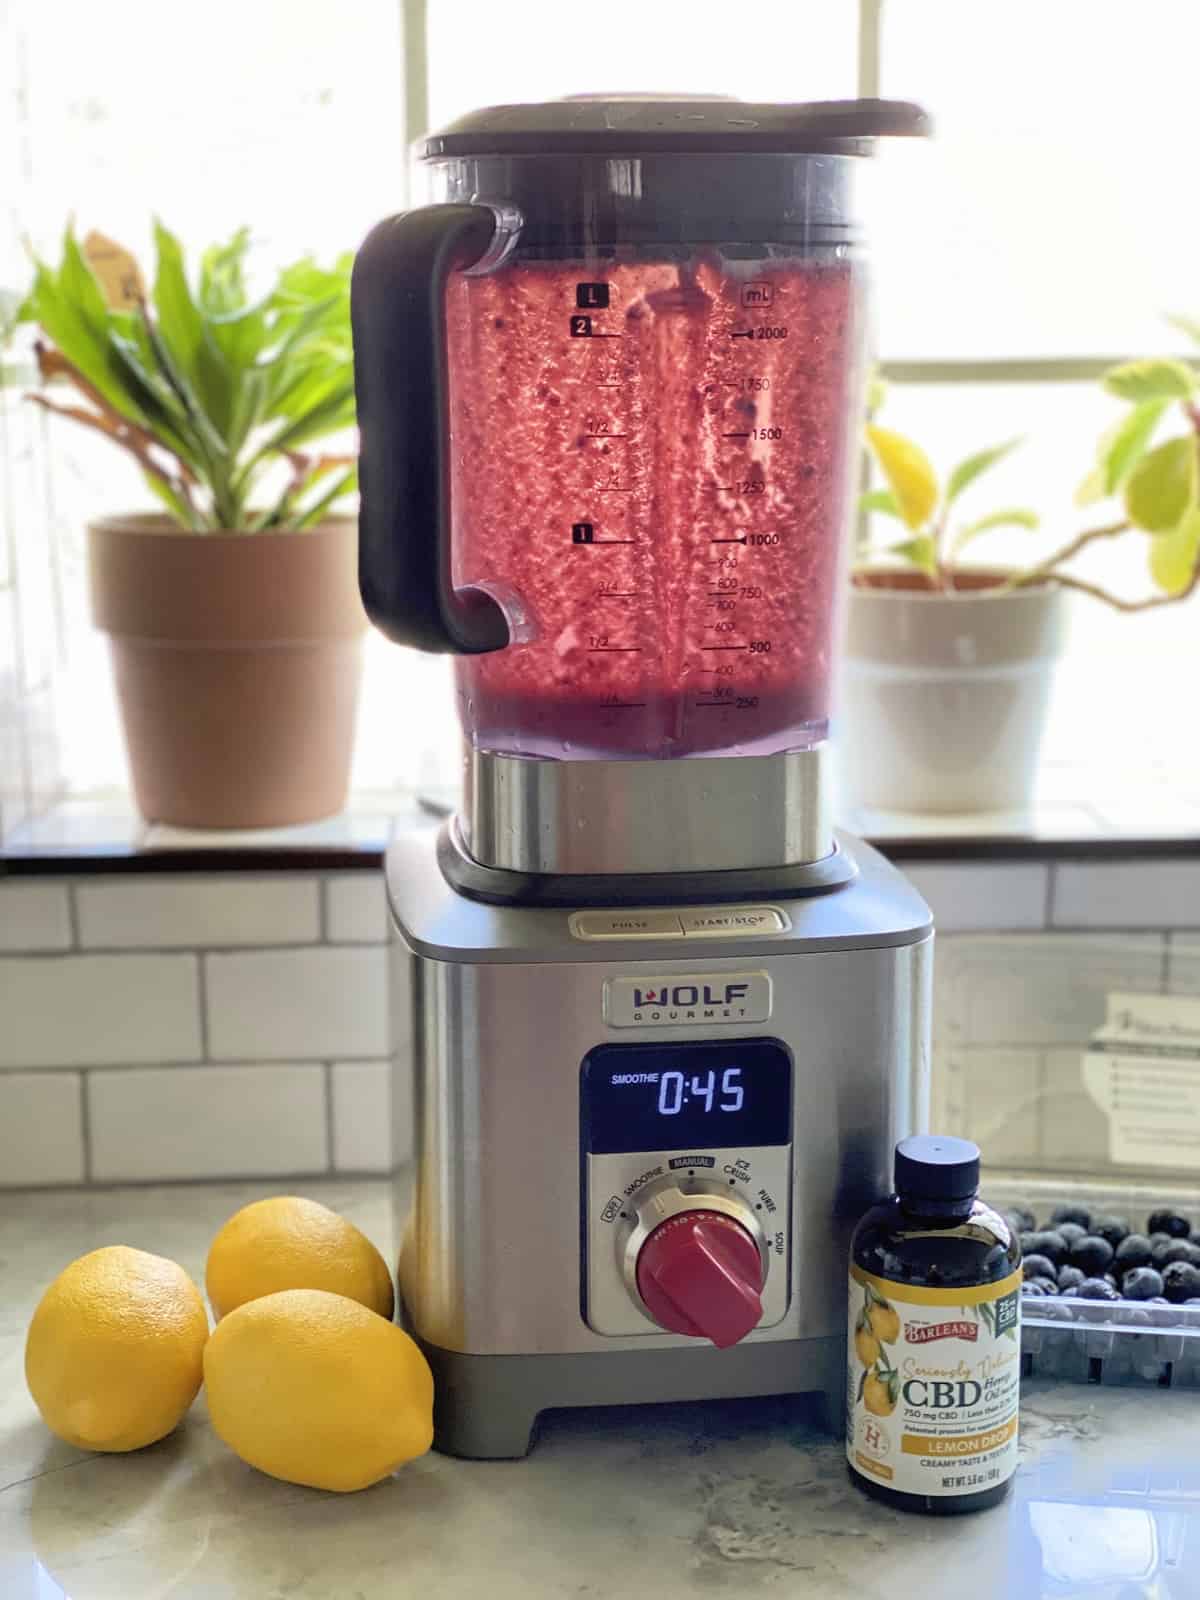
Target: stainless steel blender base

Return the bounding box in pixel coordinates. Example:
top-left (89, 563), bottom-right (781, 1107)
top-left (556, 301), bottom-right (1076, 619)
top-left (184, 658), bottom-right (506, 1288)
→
top-left (416, 1335), bottom-right (844, 1460)
top-left (387, 828), bottom-right (932, 1457)
top-left (463, 745), bottom-right (832, 876)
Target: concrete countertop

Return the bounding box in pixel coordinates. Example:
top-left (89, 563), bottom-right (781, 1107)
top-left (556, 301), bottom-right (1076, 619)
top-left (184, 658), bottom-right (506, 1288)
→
top-left (2, 1178), bottom-right (1198, 1599)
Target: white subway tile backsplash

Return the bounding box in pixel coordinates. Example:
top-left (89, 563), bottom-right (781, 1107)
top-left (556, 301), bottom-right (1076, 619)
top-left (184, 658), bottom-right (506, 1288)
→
top-left (1054, 861), bottom-right (1200, 930)
top-left (331, 1060), bottom-right (393, 1172)
top-left (1039, 1047), bottom-right (1111, 1171)
top-left (0, 954), bottom-right (201, 1068)
top-left (938, 1048), bottom-right (1042, 1169)
top-left (76, 875), bottom-right (320, 949)
top-left (903, 863), bottom-right (1048, 933)
top-left (205, 946), bottom-right (388, 1061)
top-left (325, 874), bottom-right (388, 943)
top-left (88, 1063), bottom-right (327, 1181)
top-left (935, 933), bottom-right (1165, 1050)
top-left (1168, 938), bottom-right (1200, 994)
top-left (0, 1072), bottom-right (84, 1186)
top-left (0, 883), bottom-right (72, 951)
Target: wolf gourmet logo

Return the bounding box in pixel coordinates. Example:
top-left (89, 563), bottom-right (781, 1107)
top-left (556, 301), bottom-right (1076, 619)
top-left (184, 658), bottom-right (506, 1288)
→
top-left (605, 973), bottom-right (771, 1028)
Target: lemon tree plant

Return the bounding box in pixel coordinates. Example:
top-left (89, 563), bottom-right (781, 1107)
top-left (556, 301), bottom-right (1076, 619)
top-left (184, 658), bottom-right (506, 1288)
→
top-left (861, 356), bottom-right (1200, 609)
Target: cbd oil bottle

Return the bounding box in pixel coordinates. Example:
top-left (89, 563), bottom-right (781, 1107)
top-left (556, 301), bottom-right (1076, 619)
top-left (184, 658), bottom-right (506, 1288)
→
top-left (847, 1135), bottom-right (1021, 1514)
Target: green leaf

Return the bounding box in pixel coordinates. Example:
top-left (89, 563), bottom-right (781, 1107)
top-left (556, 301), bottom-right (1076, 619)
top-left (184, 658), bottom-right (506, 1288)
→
top-left (866, 425), bottom-right (939, 531)
top-left (152, 220), bottom-right (234, 435)
top-left (888, 535), bottom-right (938, 576)
top-left (1098, 398), bottom-right (1169, 496)
top-left (1074, 463), bottom-right (1108, 508)
top-left (1149, 504), bottom-right (1200, 594)
top-left (945, 437), bottom-right (1022, 505)
top-left (1124, 435), bottom-right (1199, 532)
top-left (1166, 313), bottom-right (1200, 346)
top-left (859, 488), bottom-right (901, 518)
top-left (887, 1372), bottom-right (900, 1406)
top-left (1103, 358), bottom-right (1197, 402)
top-left (951, 507), bottom-right (1039, 557)
top-left (292, 465), bottom-right (357, 530)
top-left (141, 471), bottom-right (199, 530)
top-left (856, 1369), bottom-right (866, 1403)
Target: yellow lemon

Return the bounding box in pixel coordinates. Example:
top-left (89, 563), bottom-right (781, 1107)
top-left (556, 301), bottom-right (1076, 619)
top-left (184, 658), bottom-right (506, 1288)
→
top-left (863, 1372), bottom-right (896, 1417)
top-left (205, 1196), bottom-right (394, 1321)
top-left (203, 1288), bottom-right (433, 1492)
top-left (867, 1302), bottom-right (901, 1345)
top-left (854, 1323), bottom-right (881, 1368)
top-left (25, 1246), bottom-right (208, 1452)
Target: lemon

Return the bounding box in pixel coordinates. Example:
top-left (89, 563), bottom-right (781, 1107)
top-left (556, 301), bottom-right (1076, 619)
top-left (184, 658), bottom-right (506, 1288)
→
top-left (25, 1246), bottom-right (208, 1452)
top-left (867, 1301), bottom-right (901, 1345)
top-left (854, 1323), bottom-right (881, 1368)
top-left (205, 1196), bottom-right (394, 1321)
top-left (863, 1372), bottom-right (896, 1417)
top-left (203, 1288), bottom-right (433, 1492)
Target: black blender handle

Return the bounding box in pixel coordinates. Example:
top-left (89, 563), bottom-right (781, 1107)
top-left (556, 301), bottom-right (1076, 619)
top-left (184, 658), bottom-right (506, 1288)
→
top-left (351, 204), bottom-right (511, 654)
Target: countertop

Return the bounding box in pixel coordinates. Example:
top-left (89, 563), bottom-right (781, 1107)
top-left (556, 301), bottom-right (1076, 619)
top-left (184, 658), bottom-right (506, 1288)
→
top-left (2, 1179), bottom-right (1199, 1599)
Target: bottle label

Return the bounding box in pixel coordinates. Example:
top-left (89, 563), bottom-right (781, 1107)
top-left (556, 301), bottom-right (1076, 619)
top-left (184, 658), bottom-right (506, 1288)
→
top-left (846, 1264), bottom-right (1021, 1498)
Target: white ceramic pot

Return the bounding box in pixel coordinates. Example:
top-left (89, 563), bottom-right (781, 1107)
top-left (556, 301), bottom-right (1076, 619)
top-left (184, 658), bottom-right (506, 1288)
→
top-left (839, 574), bottom-right (1069, 813)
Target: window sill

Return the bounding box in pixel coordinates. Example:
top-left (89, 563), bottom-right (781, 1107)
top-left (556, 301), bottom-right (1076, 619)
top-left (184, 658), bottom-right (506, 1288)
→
top-left (2, 766), bottom-right (1198, 875)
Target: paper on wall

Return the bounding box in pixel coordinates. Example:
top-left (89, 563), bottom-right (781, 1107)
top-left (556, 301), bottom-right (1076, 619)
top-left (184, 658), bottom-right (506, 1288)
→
top-left (1082, 991), bottom-right (1200, 1169)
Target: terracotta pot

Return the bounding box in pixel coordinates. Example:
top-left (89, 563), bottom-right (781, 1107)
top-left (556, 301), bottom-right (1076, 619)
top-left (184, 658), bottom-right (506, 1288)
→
top-left (88, 515), bottom-right (367, 828)
top-left (840, 569), bottom-right (1069, 814)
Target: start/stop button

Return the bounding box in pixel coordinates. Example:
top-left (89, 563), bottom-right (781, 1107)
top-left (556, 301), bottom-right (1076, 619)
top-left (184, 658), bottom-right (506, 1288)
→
top-left (679, 907), bottom-right (789, 938)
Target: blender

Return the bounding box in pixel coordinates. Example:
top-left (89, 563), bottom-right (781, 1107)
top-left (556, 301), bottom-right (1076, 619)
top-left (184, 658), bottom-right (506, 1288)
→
top-left (352, 96), bottom-right (933, 1458)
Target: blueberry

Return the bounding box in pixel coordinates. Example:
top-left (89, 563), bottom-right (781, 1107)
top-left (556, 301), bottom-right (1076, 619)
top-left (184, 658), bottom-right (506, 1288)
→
top-left (1186, 1298), bottom-right (1200, 1306)
top-left (1113, 1233), bottom-right (1154, 1272)
top-left (1022, 1253), bottom-right (1058, 1282)
top-left (1077, 1277), bottom-right (1121, 1301)
top-left (1024, 1229), bottom-right (1068, 1267)
top-left (1162, 1262), bottom-right (1200, 1304)
top-left (1068, 1235), bottom-right (1114, 1276)
top-left (1151, 1236), bottom-right (1181, 1268)
top-left (1057, 1266), bottom-right (1086, 1291)
top-left (1021, 1278), bottom-right (1053, 1297)
top-left (1091, 1215), bottom-right (1130, 1249)
top-left (1159, 1240), bottom-right (1200, 1268)
top-left (1051, 1204), bottom-right (1091, 1230)
top-left (1059, 1288), bottom-right (1083, 1300)
top-left (1121, 1266), bottom-right (1165, 1301)
top-left (1004, 1206), bottom-right (1036, 1234)
top-left (1055, 1222), bottom-right (1087, 1248)
top-left (1148, 1210), bottom-right (1191, 1239)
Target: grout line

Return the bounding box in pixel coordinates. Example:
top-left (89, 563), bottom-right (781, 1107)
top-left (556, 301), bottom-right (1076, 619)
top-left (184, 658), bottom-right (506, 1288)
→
top-left (1043, 862), bottom-right (1056, 929)
top-left (79, 1069), bottom-right (93, 1183)
top-left (0, 1053), bottom-right (387, 1076)
top-left (0, 1167), bottom-right (401, 1196)
top-left (196, 953), bottom-right (211, 1061)
top-left (0, 939), bottom-right (385, 959)
top-left (317, 876), bottom-right (329, 942)
top-left (66, 880), bottom-right (81, 950)
top-left (324, 1063), bottom-right (336, 1173)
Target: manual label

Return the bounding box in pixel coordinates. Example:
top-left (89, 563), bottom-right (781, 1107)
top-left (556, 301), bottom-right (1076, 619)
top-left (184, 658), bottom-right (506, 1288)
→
top-left (1082, 991), bottom-right (1200, 1168)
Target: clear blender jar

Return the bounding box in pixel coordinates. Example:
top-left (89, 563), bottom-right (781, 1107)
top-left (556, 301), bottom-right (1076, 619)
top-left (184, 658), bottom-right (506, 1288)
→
top-left (353, 98), bottom-right (927, 879)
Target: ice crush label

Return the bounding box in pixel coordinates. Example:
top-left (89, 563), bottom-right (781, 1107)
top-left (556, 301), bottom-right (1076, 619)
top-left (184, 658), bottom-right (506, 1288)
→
top-left (847, 1265), bottom-right (1021, 1497)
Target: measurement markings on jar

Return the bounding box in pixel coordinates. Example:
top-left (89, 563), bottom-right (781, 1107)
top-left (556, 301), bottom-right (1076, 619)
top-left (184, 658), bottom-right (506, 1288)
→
top-left (571, 523), bottom-right (637, 546)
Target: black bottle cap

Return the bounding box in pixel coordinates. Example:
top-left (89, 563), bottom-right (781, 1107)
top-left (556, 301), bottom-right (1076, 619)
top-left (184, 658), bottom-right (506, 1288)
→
top-left (895, 1135), bottom-right (981, 1203)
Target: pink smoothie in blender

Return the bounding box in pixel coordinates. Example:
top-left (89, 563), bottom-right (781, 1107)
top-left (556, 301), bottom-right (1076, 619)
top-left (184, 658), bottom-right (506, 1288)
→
top-left (445, 251), bottom-right (863, 760)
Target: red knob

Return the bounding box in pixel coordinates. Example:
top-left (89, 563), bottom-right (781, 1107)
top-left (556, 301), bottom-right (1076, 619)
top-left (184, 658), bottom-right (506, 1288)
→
top-left (635, 1211), bottom-right (764, 1350)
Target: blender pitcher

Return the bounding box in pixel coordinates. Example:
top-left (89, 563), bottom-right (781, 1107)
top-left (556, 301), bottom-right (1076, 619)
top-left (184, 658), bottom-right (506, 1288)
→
top-left (353, 97), bottom-right (927, 882)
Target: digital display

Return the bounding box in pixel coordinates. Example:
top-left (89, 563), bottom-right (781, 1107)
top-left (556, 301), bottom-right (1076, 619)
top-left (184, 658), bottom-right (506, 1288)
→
top-left (582, 1038), bottom-right (792, 1155)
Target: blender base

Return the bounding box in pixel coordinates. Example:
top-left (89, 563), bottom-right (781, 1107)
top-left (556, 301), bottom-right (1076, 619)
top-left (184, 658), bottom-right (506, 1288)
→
top-left (418, 1335), bottom-right (845, 1459)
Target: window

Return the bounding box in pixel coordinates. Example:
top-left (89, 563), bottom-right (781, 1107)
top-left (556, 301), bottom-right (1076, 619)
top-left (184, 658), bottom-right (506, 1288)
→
top-left (3, 0), bottom-right (1197, 824)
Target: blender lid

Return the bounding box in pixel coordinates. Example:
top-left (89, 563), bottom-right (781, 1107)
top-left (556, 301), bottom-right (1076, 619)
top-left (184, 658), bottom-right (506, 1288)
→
top-left (421, 97), bottom-right (931, 158)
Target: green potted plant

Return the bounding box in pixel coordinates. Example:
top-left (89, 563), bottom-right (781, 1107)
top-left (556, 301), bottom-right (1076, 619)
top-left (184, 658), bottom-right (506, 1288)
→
top-left (20, 224), bottom-right (365, 828)
top-left (846, 363), bottom-right (1200, 813)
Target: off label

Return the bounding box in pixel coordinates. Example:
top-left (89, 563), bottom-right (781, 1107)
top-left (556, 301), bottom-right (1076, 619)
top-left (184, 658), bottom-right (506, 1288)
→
top-left (847, 1265), bottom-right (1021, 1498)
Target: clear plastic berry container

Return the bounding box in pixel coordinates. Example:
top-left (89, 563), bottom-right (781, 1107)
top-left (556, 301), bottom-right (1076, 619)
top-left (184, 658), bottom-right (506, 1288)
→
top-left (931, 933), bottom-right (1200, 1387)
